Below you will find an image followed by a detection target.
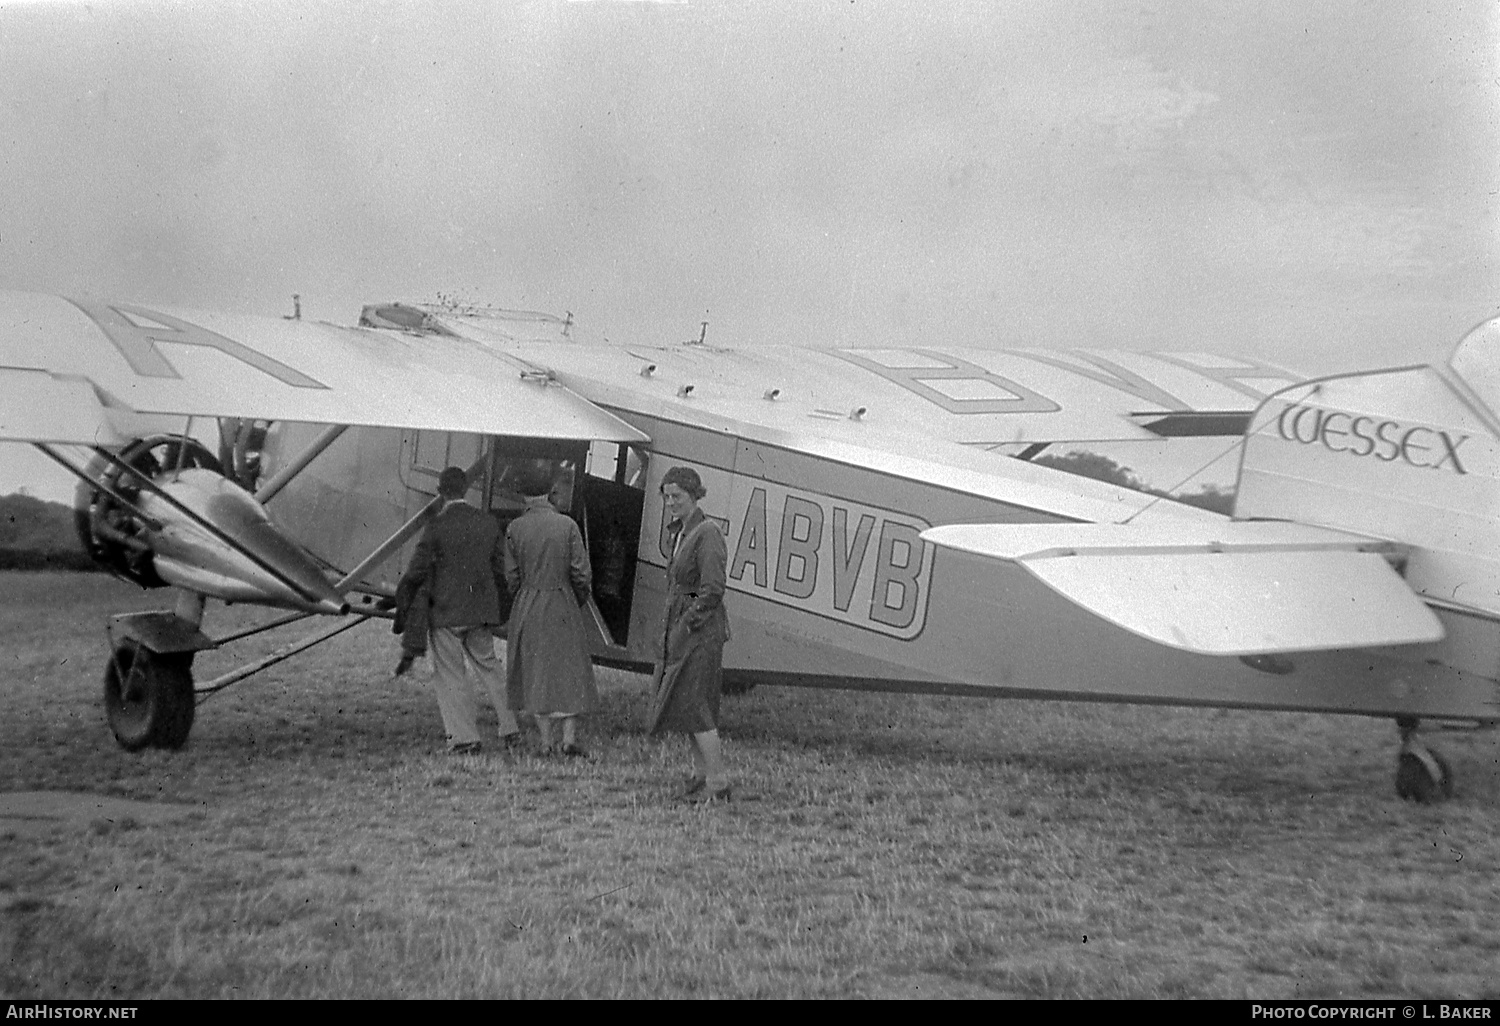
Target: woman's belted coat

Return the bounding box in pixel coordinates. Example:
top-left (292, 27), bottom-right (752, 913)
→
top-left (648, 509), bottom-right (729, 735)
top-left (503, 497), bottom-right (598, 716)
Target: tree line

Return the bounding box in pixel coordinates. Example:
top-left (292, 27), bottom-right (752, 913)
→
top-left (0, 493), bottom-right (98, 572)
top-left (1031, 451), bottom-right (1235, 515)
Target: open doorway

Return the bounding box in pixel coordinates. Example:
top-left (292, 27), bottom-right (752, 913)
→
top-left (580, 441), bottom-right (648, 646)
top-left (482, 436), bottom-right (646, 647)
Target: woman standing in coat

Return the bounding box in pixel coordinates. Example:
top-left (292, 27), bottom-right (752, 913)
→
top-left (504, 464), bottom-right (598, 756)
top-left (649, 466), bottom-right (731, 802)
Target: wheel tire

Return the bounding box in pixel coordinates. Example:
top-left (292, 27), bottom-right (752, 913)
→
top-left (1395, 749), bottom-right (1454, 804)
top-left (104, 642), bottom-right (196, 751)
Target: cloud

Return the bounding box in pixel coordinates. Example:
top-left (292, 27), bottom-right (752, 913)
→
top-left (1084, 58), bottom-right (1220, 161)
top-left (0, 0), bottom-right (1492, 362)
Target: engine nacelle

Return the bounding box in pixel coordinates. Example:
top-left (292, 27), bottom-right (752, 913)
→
top-left (73, 435), bottom-right (223, 588)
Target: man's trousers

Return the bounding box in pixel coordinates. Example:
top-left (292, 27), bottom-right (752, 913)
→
top-left (428, 625), bottom-right (520, 748)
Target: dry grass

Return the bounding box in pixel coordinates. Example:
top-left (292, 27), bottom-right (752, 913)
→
top-left (2, 572), bottom-right (1498, 999)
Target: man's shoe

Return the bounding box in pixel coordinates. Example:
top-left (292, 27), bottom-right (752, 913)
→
top-left (683, 784), bottom-right (732, 804)
top-left (673, 775), bottom-right (706, 800)
top-left (448, 741), bottom-right (482, 756)
top-left (394, 653), bottom-right (417, 677)
top-left (561, 743), bottom-right (588, 759)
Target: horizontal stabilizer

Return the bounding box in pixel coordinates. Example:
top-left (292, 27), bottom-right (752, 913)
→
top-left (922, 521), bottom-right (1444, 655)
top-left (0, 368), bottom-right (124, 445)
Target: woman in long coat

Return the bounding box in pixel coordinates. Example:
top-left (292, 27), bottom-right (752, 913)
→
top-left (649, 466), bottom-right (731, 802)
top-left (504, 465), bottom-right (598, 756)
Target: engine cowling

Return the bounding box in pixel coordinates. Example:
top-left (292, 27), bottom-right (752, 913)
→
top-left (73, 435), bottom-right (223, 588)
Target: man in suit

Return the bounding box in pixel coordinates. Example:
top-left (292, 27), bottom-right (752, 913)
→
top-left (399, 466), bottom-right (522, 754)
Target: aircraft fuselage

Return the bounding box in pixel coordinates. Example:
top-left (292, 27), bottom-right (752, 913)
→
top-left (262, 384), bottom-right (1499, 725)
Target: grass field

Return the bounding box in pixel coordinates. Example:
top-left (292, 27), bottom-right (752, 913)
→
top-left (2, 572), bottom-right (1498, 999)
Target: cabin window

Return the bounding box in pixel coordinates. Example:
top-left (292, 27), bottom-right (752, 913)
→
top-left (447, 433), bottom-right (483, 482)
top-left (405, 430), bottom-right (488, 498)
top-left (587, 440), bottom-right (648, 488)
top-left (587, 441), bottom-right (619, 481)
top-left (490, 455), bottom-right (580, 514)
top-left (411, 430), bottom-right (447, 477)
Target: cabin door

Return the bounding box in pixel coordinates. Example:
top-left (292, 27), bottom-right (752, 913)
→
top-left (483, 436), bottom-right (644, 650)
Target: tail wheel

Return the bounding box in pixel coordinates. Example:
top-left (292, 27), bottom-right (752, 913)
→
top-left (104, 641), bottom-right (196, 751)
top-left (1395, 748), bottom-right (1453, 804)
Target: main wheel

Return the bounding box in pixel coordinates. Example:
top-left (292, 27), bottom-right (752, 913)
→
top-left (103, 642), bottom-right (196, 751)
top-left (1395, 748), bottom-right (1453, 804)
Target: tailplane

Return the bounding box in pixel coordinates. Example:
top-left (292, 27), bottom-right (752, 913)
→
top-left (1236, 318), bottom-right (1500, 619)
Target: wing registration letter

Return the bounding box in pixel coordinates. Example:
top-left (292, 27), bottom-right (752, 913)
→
top-left (69, 298), bottom-right (328, 390)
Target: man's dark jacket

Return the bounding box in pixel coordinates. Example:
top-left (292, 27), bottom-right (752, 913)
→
top-left (399, 501), bottom-right (504, 629)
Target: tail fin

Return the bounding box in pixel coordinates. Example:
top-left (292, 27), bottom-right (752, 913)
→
top-left (1237, 323), bottom-right (1500, 618)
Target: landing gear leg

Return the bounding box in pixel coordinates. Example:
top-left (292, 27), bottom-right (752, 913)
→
top-left (104, 641), bottom-right (196, 751)
top-left (1394, 716), bottom-right (1453, 804)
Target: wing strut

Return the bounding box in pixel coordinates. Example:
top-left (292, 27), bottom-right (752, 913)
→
top-left (328, 447), bottom-right (492, 595)
top-left (334, 496), bottom-right (443, 594)
top-left (169, 417), bottom-right (195, 479)
top-left (195, 615), bottom-right (372, 696)
top-left (33, 443), bottom-right (163, 530)
top-left (255, 424), bottom-right (349, 503)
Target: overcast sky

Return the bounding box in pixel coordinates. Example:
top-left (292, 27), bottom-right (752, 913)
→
top-left (2, 0), bottom-right (1496, 498)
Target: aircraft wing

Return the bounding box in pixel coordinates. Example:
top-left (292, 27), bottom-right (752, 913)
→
top-left (0, 292), bottom-right (646, 443)
top-left (424, 305), bottom-right (1305, 446)
top-left (0, 367), bottom-right (126, 445)
top-left (922, 520), bottom-right (1444, 655)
